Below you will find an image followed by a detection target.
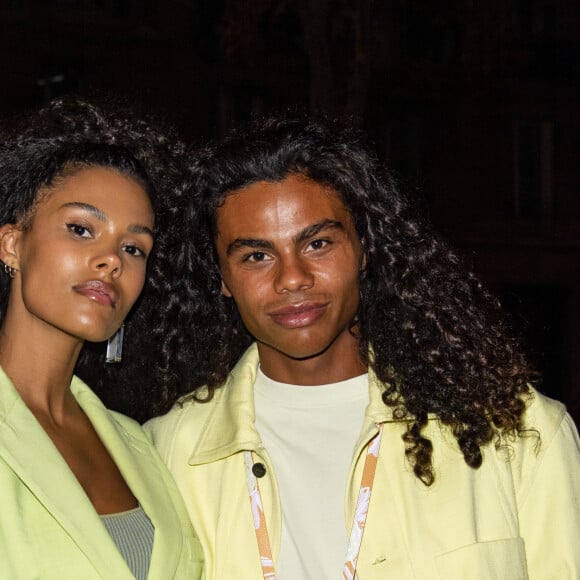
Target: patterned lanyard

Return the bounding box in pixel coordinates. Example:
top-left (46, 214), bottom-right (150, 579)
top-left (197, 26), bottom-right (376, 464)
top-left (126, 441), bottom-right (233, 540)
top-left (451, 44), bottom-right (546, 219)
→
top-left (244, 424), bottom-right (384, 580)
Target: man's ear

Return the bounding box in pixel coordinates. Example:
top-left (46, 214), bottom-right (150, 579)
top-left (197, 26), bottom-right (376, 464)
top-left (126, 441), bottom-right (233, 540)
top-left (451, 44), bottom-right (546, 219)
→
top-left (360, 237), bottom-right (367, 273)
top-left (0, 224), bottom-right (21, 271)
top-left (220, 278), bottom-right (233, 298)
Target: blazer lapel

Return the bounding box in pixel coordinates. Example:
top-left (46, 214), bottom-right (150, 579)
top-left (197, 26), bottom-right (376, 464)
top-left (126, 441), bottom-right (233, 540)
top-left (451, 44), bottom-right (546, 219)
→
top-left (72, 377), bottom-right (184, 579)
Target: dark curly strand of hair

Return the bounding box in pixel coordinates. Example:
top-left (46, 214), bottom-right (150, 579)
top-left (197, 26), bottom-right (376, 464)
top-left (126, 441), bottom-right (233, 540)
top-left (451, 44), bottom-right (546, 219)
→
top-left (177, 114), bottom-right (537, 484)
top-left (0, 97), bottom-right (195, 422)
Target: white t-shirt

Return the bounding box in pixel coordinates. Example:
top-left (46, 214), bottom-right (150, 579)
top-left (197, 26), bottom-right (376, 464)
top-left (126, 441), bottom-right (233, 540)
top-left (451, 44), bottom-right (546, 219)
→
top-left (254, 367), bottom-right (369, 580)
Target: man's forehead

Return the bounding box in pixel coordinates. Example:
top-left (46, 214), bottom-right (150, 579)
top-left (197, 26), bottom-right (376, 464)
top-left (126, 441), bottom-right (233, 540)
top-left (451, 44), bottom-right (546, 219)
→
top-left (216, 176), bottom-right (353, 234)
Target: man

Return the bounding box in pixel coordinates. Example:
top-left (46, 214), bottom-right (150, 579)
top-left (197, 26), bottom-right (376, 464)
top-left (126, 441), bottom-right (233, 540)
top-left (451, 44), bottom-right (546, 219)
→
top-left (146, 116), bottom-right (580, 579)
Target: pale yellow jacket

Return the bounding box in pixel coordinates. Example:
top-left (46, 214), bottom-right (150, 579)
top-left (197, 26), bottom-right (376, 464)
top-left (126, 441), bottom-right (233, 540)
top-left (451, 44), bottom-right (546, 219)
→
top-left (0, 368), bottom-right (204, 579)
top-left (146, 344), bottom-right (580, 579)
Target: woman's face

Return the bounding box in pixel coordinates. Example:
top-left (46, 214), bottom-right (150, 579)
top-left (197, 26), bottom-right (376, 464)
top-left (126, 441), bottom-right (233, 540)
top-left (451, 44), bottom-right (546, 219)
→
top-left (0, 166), bottom-right (155, 344)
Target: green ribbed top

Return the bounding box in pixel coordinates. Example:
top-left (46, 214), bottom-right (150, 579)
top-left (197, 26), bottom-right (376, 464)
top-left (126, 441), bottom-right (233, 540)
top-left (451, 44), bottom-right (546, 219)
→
top-left (101, 506), bottom-right (154, 580)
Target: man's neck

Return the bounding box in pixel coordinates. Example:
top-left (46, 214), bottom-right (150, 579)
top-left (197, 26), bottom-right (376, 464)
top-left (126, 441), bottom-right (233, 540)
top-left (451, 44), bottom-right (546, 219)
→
top-left (256, 338), bottom-right (366, 386)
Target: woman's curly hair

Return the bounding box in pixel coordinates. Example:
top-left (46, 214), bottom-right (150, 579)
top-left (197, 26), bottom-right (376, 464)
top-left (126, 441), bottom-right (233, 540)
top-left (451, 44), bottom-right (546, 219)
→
top-left (0, 97), bottom-right (194, 422)
top-left (178, 114), bottom-right (537, 485)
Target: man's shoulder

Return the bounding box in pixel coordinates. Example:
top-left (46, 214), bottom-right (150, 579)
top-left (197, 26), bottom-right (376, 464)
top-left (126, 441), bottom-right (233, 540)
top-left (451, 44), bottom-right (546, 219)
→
top-left (498, 386), bottom-right (575, 477)
top-left (522, 386), bottom-right (568, 437)
top-left (143, 390), bottom-right (218, 457)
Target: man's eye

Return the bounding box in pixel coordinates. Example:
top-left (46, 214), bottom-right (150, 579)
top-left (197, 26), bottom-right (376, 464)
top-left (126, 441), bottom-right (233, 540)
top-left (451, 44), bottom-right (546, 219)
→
top-left (246, 251), bottom-right (266, 262)
top-left (309, 239), bottom-right (329, 251)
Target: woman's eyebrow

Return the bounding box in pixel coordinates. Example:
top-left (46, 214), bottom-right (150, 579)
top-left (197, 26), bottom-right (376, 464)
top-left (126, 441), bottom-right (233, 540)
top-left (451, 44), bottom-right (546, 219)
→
top-left (61, 201), bottom-right (107, 221)
top-left (60, 202), bottom-right (154, 238)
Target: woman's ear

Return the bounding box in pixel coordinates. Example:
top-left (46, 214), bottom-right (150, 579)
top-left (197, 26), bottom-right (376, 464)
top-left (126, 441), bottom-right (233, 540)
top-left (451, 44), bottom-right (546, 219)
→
top-left (0, 224), bottom-right (21, 271)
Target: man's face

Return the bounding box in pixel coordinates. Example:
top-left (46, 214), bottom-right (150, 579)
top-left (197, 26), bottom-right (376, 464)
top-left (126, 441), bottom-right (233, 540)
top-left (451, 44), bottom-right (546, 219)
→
top-left (216, 174), bottom-right (365, 374)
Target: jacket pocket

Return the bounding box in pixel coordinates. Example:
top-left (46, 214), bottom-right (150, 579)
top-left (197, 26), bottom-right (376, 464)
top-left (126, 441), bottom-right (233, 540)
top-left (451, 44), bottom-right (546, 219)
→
top-left (435, 537), bottom-right (528, 580)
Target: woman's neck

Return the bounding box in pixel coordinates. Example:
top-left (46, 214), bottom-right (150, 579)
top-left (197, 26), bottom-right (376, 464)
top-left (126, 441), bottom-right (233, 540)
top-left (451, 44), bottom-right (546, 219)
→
top-left (0, 314), bottom-right (83, 423)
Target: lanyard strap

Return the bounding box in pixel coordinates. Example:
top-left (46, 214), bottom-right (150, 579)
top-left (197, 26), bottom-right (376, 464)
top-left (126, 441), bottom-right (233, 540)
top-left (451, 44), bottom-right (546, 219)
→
top-left (342, 424), bottom-right (383, 579)
top-left (244, 450), bottom-right (277, 580)
top-left (244, 424), bottom-right (383, 580)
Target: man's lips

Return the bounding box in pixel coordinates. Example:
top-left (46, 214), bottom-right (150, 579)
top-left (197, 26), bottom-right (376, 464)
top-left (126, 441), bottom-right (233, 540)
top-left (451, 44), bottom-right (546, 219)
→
top-left (268, 302), bottom-right (328, 328)
top-left (73, 280), bottom-right (118, 308)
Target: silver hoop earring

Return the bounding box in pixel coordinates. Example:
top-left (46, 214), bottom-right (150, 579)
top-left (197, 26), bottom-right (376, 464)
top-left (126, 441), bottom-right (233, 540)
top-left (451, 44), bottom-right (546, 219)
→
top-left (105, 324), bottom-right (125, 364)
top-left (3, 263), bottom-right (15, 279)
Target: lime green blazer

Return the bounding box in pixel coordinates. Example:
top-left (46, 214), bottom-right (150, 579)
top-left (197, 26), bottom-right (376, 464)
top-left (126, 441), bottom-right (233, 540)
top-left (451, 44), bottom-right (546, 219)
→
top-left (0, 368), bottom-right (203, 579)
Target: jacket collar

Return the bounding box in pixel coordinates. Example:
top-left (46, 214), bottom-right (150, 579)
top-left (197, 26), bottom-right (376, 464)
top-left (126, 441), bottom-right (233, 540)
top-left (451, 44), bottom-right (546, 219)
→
top-left (188, 343), bottom-right (401, 465)
top-left (188, 344), bottom-right (263, 465)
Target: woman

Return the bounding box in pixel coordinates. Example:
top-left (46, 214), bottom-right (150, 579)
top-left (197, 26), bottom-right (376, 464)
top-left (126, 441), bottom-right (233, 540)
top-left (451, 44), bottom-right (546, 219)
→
top-left (0, 99), bottom-right (203, 579)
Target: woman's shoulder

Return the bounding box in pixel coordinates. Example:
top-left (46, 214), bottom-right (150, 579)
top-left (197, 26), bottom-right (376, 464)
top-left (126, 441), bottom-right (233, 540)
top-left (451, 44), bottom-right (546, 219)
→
top-left (70, 375), bottom-right (151, 443)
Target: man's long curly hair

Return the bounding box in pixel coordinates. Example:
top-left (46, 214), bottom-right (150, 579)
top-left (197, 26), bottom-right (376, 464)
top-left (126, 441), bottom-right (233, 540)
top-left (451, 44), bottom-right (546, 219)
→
top-left (0, 97), bottom-right (193, 423)
top-left (179, 114), bottom-right (537, 485)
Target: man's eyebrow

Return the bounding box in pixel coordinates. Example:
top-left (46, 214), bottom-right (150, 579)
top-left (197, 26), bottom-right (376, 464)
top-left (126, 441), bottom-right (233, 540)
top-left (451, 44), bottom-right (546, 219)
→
top-left (226, 219), bottom-right (345, 255)
top-left (60, 202), bottom-right (154, 238)
top-left (227, 238), bottom-right (274, 255)
top-left (295, 219), bottom-right (344, 243)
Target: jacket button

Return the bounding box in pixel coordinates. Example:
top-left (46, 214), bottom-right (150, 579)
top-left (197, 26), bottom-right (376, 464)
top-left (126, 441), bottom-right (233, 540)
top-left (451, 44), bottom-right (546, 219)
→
top-left (252, 463), bottom-right (267, 478)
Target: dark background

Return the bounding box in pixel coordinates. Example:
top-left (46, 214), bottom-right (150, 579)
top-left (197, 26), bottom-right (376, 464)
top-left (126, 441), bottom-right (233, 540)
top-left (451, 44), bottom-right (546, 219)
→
top-left (1, 0), bottom-right (579, 422)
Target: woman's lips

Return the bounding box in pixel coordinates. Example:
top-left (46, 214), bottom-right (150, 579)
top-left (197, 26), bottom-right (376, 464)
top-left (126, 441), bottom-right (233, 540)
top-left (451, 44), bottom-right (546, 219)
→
top-left (73, 280), bottom-right (117, 308)
top-left (269, 303), bottom-right (327, 328)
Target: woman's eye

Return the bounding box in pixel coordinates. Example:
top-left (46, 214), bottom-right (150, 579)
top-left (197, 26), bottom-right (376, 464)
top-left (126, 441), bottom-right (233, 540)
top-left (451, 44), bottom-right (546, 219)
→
top-left (66, 223), bottom-right (92, 238)
top-left (123, 244), bottom-right (146, 258)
